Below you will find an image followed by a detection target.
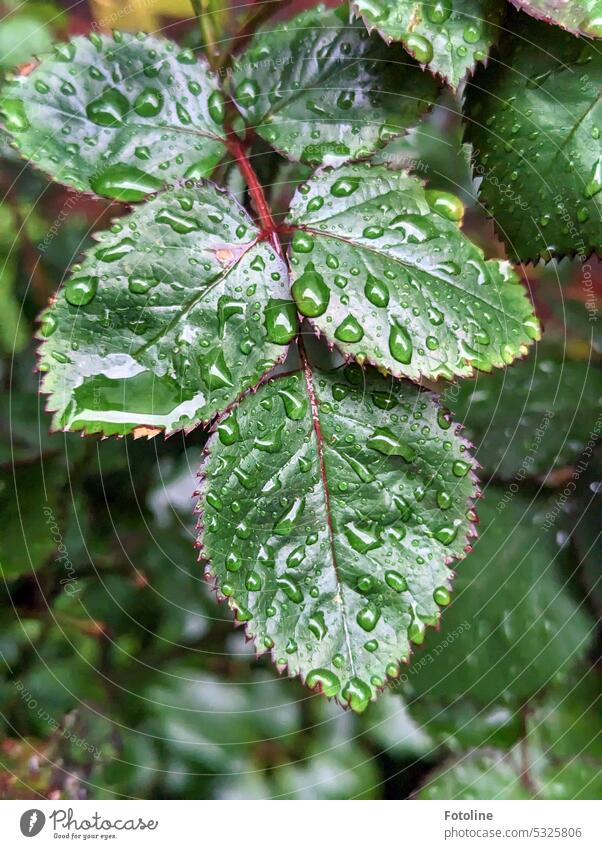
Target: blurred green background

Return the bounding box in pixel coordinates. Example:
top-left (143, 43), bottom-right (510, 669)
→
top-left (0, 0), bottom-right (600, 800)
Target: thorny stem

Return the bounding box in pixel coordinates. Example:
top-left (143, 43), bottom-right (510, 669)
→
top-left (225, 130), bottom-right (282, 254)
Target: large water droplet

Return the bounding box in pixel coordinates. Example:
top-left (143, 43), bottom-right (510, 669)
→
top-left (367, 427), bottom-right (416, 462)
top-left (306, 668), bottom-right (340, 697)
top-left (406, 33), bottom-right (433, 64)
top-left (364, 275), bottom-right (389, 308)
top-left (389, 323), bottom-right (413, 364)
top-left (0, 98), bottom-right (29, 132)
top-left (273, 497), bottom-right (305, 535)
top-left (308, 611), bottom-right (327, 640)
top-left (90, 164), bottom-right (162, 201)
top-left (291, 265), bottom-right (330, 317)
top-left (65, 275), bottom-right (98, 306)
top-left (335, 315), bottom-right (364, 343)
top-left (427, 0), bottom-right (452, 23)
top-left (344, 521), bottom-right (382, 554)
top-left (277, 574), bottom-right (303, 604)
top-left (356, 603), bottom-right (380, 632)
top-left (425, 189), bottom-right (464, 222)
top-left (134, 87), bottom-right (163, 117)
top-left (86, 87), bottom-right (129, 127)
top-left (330, 176), bottom-right (360, 197)
top-left (341, 677), bottom-right (371, 713)
top-left (217, 412), bottom-right (240, 445)
top-left (265, 299), bottom-right (297, 344)
top-left (278, 387), bottom-right (308, 421)
top-left (385, 570), bottom-right (407, 592)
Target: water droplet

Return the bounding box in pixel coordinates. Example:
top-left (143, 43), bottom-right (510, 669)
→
top-left (86, 87), bottom-right (129, 127)
top-left (217, 413), bottom-right (240, 445)
top-left (367, 427), bottom-right (416, 462)
top-left (201, 350), bottom-right (234, 390)
top-left (307, 196), bottom-right (324, 213)
top-left (226, 552), bottom-right (242, 572)
top-left (342, 677), bottom-right (371, 713)
top-left (1, 98), bottom-right (29, 132)
top-left (331, 176), bottom-right (360, 197)
top-left (406, 33), bottom-right (433, 64)
top-left (463, 24), bottom-right (481, 44)
top-left (433, 586), bottom-right (451, 606)
top-left (133, 87), bottom-right (163, 117)
top-left (156, 208), bottom-right (200, 234)
top-left (385, 570), bottom-right (407, 592)
top-left (434, 523), bottom-right (459, 545)
top-left (306, 668), bottom-right (340, 697)
top-left (291, 231), bottom-right (314, 253)
top-left (64, 275), bottom-right (98, 306)
top-left (335, 315), bottom-right (364, 343)
top-left (427, 0), bottom-right (452, 23)
top-left (236, 78), bottom-right (260, 108)
top-left (389, 322), bottom-right (413, 364)
top-left (363, 225), bottom-right (384, 239)
top-left (206, 491), bottom-right (223, 511)
top-left (291, 264), bottom-right (330, 317)
top-left (40, 313), bottom-right (57, 337)
top-left (452, 459), bottom-right (470, 477)
top-left (437, 491), bottom-right (452, 510)
top-left (208, 89), bottom-right (225, 124)
top-left (308, 611), bottom-right (327, 640)
top-left (95, 237), bottom-right (136, 263)
top-left (255, 423), bottom-right (283, 453)
top-left (425, 189), bottom-right (464, 222)
top-left (265, 299), bottom-right (297, 344)
top-left (344, 521), bottom-right (382, 553)
top-left (584, 157), bottom-right (602, 198)
top-left (278, 387), bottom-right (308, 421)
top-left (357, 603), bottom-right (380, 632)
top-left (273, 497), bottom-right (305, 535)
top-left (277, 574), bottom-right (303, 604)
top-left (90, 164), bottom-right (162, 201)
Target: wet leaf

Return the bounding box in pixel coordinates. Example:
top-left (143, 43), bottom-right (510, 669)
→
top-left (465, 14), bottom-right (602, 261)
top-left (198, 360), bottom-right (478, 712)
top-left (416, 746), bottom-right (602, 799)
top-left (0, 461), bottom-right (67, 579)
top-left (509, 0), bottom-right (602, 37)
top-left (353, 0), bottom-right (504, 88)
top-left (404, 492), bottom-right (594, 704)
top-left (230, 3), bottom-right (438, 166)
top-left (38, 182), bottom-right (295, 436)
top-left (0, 32), bottom-right (226, 200)
top-left (445, 351), bottom-right (602, 480)
top-left (286, 163), bottom-right (540, 382)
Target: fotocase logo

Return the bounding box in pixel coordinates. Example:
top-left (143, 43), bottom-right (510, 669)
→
top-left (20, 809), bottom-right (46, 837)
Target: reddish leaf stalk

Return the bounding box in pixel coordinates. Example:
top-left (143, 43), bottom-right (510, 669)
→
top-left (225, 133), bottom-right (280, 253)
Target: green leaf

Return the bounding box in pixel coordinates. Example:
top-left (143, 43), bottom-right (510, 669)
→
top-left (198, 360), bottom-right (478, 712)
top-left (0, 13), bottom-right (53, 71)
top-left (0, 461), bottom-right (67, 579)
top-left (230, 4), bottom-right (438, 166)
top-left (404, 491), bottom-right (594, 705)
top-left (464, 15), bottom-right (602, 261)
top-left (38, 182), bottom-right (295, 436)
top-left (0, 32), bottom-right (226, 200)
top-left (509, 0), bottom-right (602, 36)
top-left (353, 0), bottom-right (504, 88)
top-left (445, 349), bottom-right (602, 480)
top-left (286, 163), bottom-right (540, 381)
top-left (416, 746), bottom-right (602, 799)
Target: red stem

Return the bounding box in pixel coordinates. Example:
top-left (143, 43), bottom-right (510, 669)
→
top-left (225, 133), bottom-right (280, 251)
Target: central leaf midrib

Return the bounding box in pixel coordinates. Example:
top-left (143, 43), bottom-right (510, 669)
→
top-left (302, 360), bottom-right (356, 674)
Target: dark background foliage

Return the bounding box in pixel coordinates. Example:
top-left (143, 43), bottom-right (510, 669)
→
top-left (0, 0), bottom-right (600, 799)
